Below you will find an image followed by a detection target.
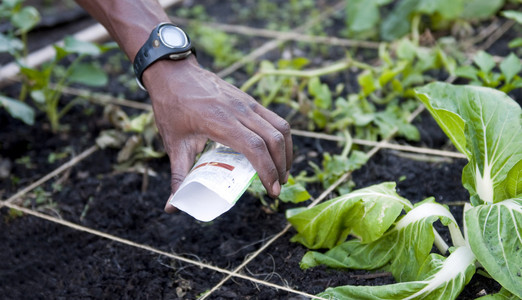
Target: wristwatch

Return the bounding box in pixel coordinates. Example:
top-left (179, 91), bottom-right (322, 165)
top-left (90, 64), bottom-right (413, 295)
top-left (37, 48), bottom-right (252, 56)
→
top-left (133, 22), bottom-right (195, 91)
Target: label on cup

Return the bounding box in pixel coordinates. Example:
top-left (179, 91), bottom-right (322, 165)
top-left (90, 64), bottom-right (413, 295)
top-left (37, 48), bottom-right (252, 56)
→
top-left (169, 143), bottom-right (256, 221)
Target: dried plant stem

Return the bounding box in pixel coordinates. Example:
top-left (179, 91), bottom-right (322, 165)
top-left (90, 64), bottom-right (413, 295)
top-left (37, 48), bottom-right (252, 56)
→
top-left (170, 16), bottom-right (380, 49)
top-left (291, 129), bottom-right (466, 159)
top-left (1, 145), bottom-right (98, 206)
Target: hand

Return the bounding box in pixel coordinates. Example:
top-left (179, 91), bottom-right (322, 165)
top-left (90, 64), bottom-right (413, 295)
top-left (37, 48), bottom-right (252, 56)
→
top-left (142, 56), bottom-right (293, 213)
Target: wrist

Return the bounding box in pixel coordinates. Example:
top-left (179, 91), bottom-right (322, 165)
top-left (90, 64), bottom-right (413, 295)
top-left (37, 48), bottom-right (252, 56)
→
top-left (142, 54), bottom-right (198, 90)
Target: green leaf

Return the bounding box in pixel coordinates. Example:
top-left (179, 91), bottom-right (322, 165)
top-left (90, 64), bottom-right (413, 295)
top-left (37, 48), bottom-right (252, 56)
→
top-left (509, 38), bottom-right (522, 49)
top-left (474, 51), bottom-right (496, 74)
top-left (317, 246), bottom-right (476, 300)
top-left (380, 0), bottom-right (417, 41)
top-left (287, 182), bottom-right (411, 249)
top-left (68, 63), bottom-right (108, 87)
top-left (506, 160), bottom-right (522, 198)
top-left (1, 0), bottom-right (21, 10)
top-left (63, 36), bottom-right (102, 56)
top-left (380, 0), bottom-right (464, 39)
top-left (53, 44), bottom-right (69, 61)
top-left (357, 71), bottom-right (377, 96)
top-left (314, 150), bottom-right (368, 190)
top-left (0, 95), bottom-right (35, 125)
top-left (310, 110), bottom-right (328, 129)
top-left (140, 146), bottom-right (165, 159)
top-left (460, 0), bottom-right (504, 20)
top-left (396, 38), bottom-right (417, 61)
top-left (279, 176), bottom-right (311, 204)
top-left (379, 62), bottom-right (407, 87)
top-left (11, 6), bottom-right (40, 33)
top-left (455, 65), bottom-right (479, 81)
top-left (125, 112), bottom-right (154, 133)
top-left (499, 53), bottom-right (522, 83)
top-left (302, 200), bottom-right (466, 282)
top-left (502, 10), bottom-right (522, 24)
top-left (415, 83), bottom-right (522, 204)
top-left (398, 122), bottom-right (421, 141)
top-left (20, 65), bottom-right (50, 89)
top-left (466, 198), bottom-right (522, 298)
top-left (0, 33), bottom-right (23, 53)
top-left (300, 239), bottom-right (384, 270)
top-left (277, 57), bottom-right (310, 70)
top-left (417, 0), bottom-right (463, 19)
top-left (98, 41), bottom-right (119, 53)
top-left (29, 90), bottom-right (46, 104)
top-left (345, 0), bottom-right (391, 33)
top-left (308, 77), bottom-right (332, 109)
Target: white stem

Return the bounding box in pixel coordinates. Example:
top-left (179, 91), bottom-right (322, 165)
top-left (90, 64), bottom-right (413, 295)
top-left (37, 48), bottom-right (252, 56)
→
top-left (404, 246), bottom-right (476, 300)
top-left (433, 229), bottom-right (449, 254)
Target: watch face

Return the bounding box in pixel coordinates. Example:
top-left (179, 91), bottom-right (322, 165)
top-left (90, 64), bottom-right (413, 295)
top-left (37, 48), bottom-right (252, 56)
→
top-left (159, 25), bottom-right (189, 48)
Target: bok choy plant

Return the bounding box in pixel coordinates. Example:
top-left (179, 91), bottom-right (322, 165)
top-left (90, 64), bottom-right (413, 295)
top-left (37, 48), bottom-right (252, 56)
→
top-left (286, 82), bottom-right (521, 299)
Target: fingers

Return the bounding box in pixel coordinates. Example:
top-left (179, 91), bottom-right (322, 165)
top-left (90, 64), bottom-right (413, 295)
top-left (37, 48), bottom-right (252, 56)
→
top-left (230, 129), bottom-right (282, 198)
top-left (239, 109), bottom-right (289, 185)
top-left (208, 102), bottom-right (292, 198)
top-left (164, 141), bottom-right (200, 213)
top-left (253, 105), bottom-right (293, 175)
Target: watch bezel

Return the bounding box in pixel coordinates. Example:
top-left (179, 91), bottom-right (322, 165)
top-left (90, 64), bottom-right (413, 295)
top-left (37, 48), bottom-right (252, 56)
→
top-left (158, 24), bottom-right (190, 49)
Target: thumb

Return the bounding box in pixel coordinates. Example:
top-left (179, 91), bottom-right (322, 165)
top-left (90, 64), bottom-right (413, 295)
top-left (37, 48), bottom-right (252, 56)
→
top-left (164, 147), bottom-right (197, 213)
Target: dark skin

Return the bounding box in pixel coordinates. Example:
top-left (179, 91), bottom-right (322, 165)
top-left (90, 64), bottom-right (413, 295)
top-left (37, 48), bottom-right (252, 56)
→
top-left (75, 0), bottom-right (292, 212)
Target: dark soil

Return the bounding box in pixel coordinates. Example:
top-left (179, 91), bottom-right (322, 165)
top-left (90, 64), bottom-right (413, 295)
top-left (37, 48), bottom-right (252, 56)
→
top-left (0, 212), bottom-right (225, 300)
top-left (0, 100), bottom-right (105, 198)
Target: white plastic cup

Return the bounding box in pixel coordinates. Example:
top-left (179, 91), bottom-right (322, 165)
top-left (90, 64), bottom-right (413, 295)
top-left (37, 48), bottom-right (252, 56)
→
top-left (169, 142), bottom-right (257, 221)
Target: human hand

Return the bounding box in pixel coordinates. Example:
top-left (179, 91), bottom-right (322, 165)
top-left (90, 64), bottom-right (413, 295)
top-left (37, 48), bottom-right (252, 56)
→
top-left (142, 56), bottom-right (293, 213)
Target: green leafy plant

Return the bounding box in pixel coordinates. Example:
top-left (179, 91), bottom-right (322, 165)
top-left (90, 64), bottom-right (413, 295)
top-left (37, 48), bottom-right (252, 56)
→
top-left (308, 131), bottom-right (368, 193)
top-left (19, 37), bottom-right (114, 132)
top-left (286, 83), bottom-right (522, 299)
top-left (327, 38), bottom-right (455, 140)
top-left (344, 0), bottom-right (505, 41)
top-left (0, 94), bottom-right (34, 125)
top-left (243, 36), bottom-right (456, 142)
top-left (502, 10), bottom-right (522, 49)
top-left (232, 0), bottom-right (319, 32)
top-left (455, 50), bottom-right (522, 93)
top-left (0, 0), bottom-right (40, 123)
top-left (189, 25), bottom-right (244, 70)
top-left (0, 0), bottom-right (40, 60)
top-left (248, 175), bottom-right (311, 211)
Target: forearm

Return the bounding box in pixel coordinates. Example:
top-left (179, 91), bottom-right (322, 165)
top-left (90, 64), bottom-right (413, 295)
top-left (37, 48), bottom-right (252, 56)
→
top-left (74, 0), bottom-right (170, 61)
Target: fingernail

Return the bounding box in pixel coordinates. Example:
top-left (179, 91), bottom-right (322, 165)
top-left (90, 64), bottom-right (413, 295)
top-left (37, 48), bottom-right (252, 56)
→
top-left (284, 171), bottom-right (290, 183)
top-left (272, 180), bottom-right (281, 197)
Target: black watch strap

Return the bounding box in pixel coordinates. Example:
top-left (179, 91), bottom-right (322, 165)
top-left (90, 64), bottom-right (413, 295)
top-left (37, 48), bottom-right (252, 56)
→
top-left (133, 23), bottom-right (195, 91)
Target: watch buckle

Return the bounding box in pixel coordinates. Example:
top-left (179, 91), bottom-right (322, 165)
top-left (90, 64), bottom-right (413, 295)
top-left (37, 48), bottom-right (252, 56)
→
top-left (169, 51), bottom-right (192, 60)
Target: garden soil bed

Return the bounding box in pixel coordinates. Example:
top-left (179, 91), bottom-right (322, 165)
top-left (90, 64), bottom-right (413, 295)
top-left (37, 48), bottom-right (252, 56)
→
top-left (0, 135), bottom-right (503, 299)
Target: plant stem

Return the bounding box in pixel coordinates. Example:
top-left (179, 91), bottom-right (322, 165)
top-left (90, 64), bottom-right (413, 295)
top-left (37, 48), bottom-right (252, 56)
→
top-left (141, 164), bottom-right (149, 194)
top-left (411, 14), bottom-right (421, 46)
top-left (340, 130), bottom-right (352, 159)
top-left (58, 97), bottom-right (83, 120)
top-left (22, 31), bottom-right (28, 61)
top-left (48, 54), bottom-right (85, 132)
top-left (18, 32), bottom-right (29, 102)
top-left (433, 228), bottom-right (449, 254)
top-left (241, 58), bottom-right (373, 93)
